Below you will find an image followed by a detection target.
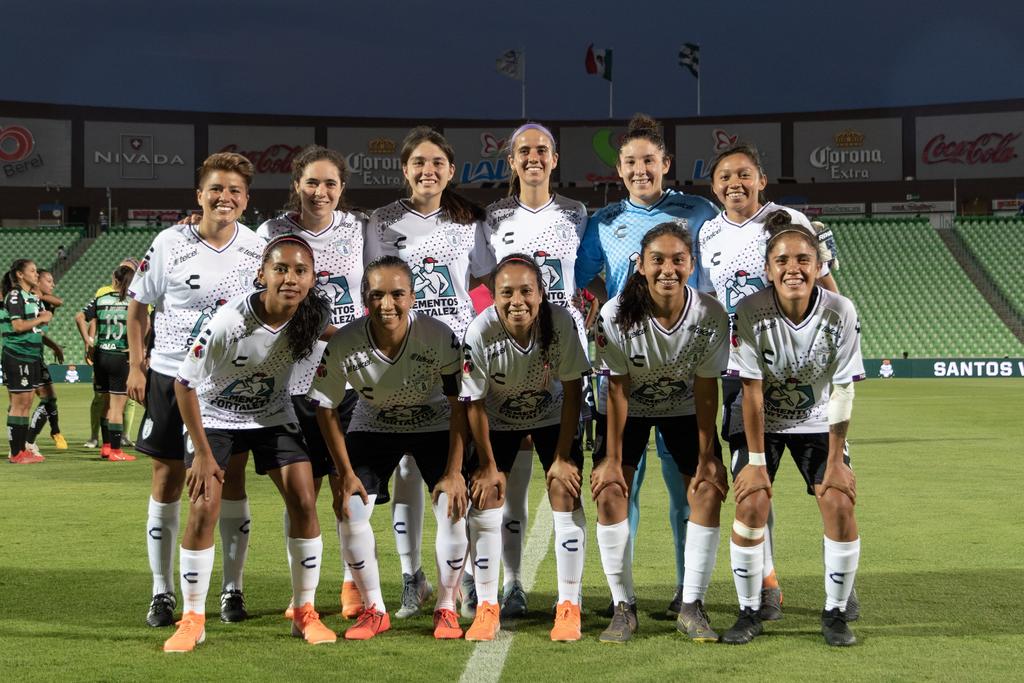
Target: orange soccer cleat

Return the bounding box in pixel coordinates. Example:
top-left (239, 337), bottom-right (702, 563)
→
top-left (550, 601), bottom-right (582, 642)
top-left (465, 601), bottom-right (500, 642)
top-left (163, 612), bottom-right (206, 653)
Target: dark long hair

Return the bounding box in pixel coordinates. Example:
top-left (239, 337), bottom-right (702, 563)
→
top-left (618, 113), bottom-right (670, 162)
top-left (286, 145), bottom-right (350, 213)
top-left (616, 222), bottom-right (693, 334)
top-left (400, 127), bottom-right (485, 225)
top-left (494, 253), bottom-right (555, 368)
top-left (360, 255), bottom-right (414, 305)
top-left (709, 141), bottom-right (768, 206)
top-left (3, 259), bottom-right (34, 295)
top-left (505, 122), bottom-right (557, 198)
top-left (112, 264), bottom-right (134, 300)
top-left (259, 235), bottom-right (328, 361)
top-left (763, 209), bottom-right (819, 260)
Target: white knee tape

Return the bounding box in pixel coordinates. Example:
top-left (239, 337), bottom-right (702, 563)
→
top-left (732, 519), bottom-right (766, 540)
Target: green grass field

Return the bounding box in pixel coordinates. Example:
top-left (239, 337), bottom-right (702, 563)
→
top-left (2, 380), bottom-right (1023, 681)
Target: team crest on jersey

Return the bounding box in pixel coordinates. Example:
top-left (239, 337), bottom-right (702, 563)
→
top-left (412, 258), bottom-right (455, 300)
top-left (672, 217), bottom-right (689, 231)
top-left (501, 389), bottom-right (553, 420)
top-left (378, 404), bottom-right (434, 427)
top-left (532, 251), bottom-right (564, 292)
top-left (632, 377), bottom-right (689, 407)
top-left (333, 236), bottom-right (354, 256)
top-left (764, 378), bottom-right (815, 414)
top-left (553, 219), bottom-right (576, 241)
top-left (724, 271), bottom-right (765, 313)
top-left (441, 225), bottom-right (462, 248)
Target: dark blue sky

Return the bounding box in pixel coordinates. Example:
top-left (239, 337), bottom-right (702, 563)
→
top-left (7, 0), bottom-right (1024, 120)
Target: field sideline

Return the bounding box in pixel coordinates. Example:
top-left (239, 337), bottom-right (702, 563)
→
top-left (2, 379), bottom-right (1023, 681)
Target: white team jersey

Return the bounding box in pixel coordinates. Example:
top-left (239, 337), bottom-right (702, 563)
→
top-left (697, 202), bottom-right (829, 315)
top-left (365, 200), bottom-right (496, 339)
top-left (727, 286), bottom-right (866, 435)
top-left (176, 293), bottom-right (327, 429)
top-left (258, 210), bottom-right (368, 395)
top-left (485, 194), bottom-right (588, 340)
top-left (460, 304), bottom-right (591, 431)
top-left (596, 287), bottom-right (729, 418)
top-left (308, 310), bottom-right (462, 433)
top-left (128, 223), bottom-right (265, 377)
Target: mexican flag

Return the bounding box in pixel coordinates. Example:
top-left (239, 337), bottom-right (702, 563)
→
top-left (585, 44), bottom-right (613, 81)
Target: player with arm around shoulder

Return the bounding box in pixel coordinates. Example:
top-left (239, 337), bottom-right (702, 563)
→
top-left (593, 222), bottom-right (730, 643)
top-left (309, 255), bottom-right (470, 642)
top-left (164, 235), bottom-right (337, 653)
top-left (461, 254), bottom-right (592, 642)
top-left (720, 211), bottom-right (865, 647)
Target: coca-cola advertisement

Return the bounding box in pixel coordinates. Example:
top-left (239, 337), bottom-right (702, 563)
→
top-left (915, 113), bottom-right (1024, 180)
top-left (208, 125), bottom-right (314, 189)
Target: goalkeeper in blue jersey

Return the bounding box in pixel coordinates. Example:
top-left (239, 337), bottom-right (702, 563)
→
top-left (575, 113), bottom-right (720, 616)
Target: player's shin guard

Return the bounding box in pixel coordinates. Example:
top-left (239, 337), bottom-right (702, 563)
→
top-left (823, 536), bottom-right (860, 611)
top-left (468, 506), bottom-right (502, 604)
top-left (148, 497), bottom-right (180, 596)
top-left (288, 535), bottom-right (323, 608)
top-left (730, 540), bottom-right (764, 610)
top-left (44, 397), bottom-right (59, 434)
top-left (501, 449), bottom-right (532, 590)
top-left (180, 546), bottom-right (215, 615)
top-left (338, 494), bottom-right (384, 610)
top-left (682, 522), bottom-right (720, 603)
top-left (432, 493), bottom-right (468, 612)
top-left (553, 509), bottom-right (586, 604)
top-left (596, 520), bottom-right (633, 605)
top-left (219, 498), bottom-right (250, 592)
top-left (28, 403), bottom-right (48, 442)
top-left (392, 455), bottom-right (424, 576)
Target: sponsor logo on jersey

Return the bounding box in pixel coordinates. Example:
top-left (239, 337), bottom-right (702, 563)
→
top-left (532, 251), bottom-right (565, 292)
top-left (213, 373), bottom-right (275, 411)
top-left (500, 389), bottom-right (553, 421)
top-left (725, 271), bottom-right (765, 313)
top-left (410, 257), bottom-right (461, 317)
top-left (764, 378), bottom-right (815, 417)
top-left (316, 271), bottom-right (357, 324)
top-left (632, 376), bottom-right (688, 407)
top-left (377, 403), bottom-right (434, 427)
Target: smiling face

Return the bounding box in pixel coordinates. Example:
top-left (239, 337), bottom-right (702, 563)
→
top-left (364, 265), bottom-right (414, 336)
top-left (494, 262), bottom-right (543, 340)
top-left (197, 170), bottom-right (249, 226)
top-left (638, 234), bottom-right (693, 298)
top-left (403, 141), bottom-right (455, 204)
top-left (617, 138), bottom-right (670, 205)
top-left (712, 152), bottom-right (767, 221)
top-left (766, 233), bottom-right (819, 305)
top-left (509, 128), bottom-right (558, 192)
top-left (258, 243), bottom-right (315, 311)
top-left (295, 159), bottom-right (343, 225)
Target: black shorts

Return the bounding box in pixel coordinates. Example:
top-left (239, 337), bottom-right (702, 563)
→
top-left (594, 413), bottom-right (722, 476)
top-left (721, 376), bottom-right (742, 441)
top-left (93, 349), bottom-right (129, 394)
top-left (186, 423), bottom-right (310, 476)
top-left (728, 432), bottom-right (851, 496)
top-left (344, 430), bottom-right (450, 498)
top-left (581, 377), bottom-right (595, 421)
top-left (2, 351), bottom-right (43, 392)
top-left (292, 389), bottom-right (358, 479)
top-left (40, 362), bottom-right (52, 386)
top-left (465, 422), bottom-right (584, 475)
top-left (136, 370), bottom-right (187, 460)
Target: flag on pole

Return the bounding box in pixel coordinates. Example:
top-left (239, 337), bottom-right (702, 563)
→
top-left (585, 44), bottom-right (613, 81)
top-left (496, 49), bottom-right (524, 81)
top-left (679, 43), bottom-right (699, 78)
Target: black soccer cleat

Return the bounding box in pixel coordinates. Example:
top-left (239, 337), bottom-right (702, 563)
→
top-left (821, 607), bottom-right (857, 646)
top-left (146, 592), bottom-right (177, 628)
top-left (845, 586), bottom-right (860, 622)
top-left (666, 585), bottom-right (684, 618)
top-left (758, 586), bottom-right (784, 621)
top-left (720, 606), bottom-right (763, 645)
top-left (220, 589), bottom-right (248, 623)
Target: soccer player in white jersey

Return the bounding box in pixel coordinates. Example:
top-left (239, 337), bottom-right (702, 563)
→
top-left (593, 222), bottom-right (730, 643)
top-left (696, 142), bottom-right (842, 621)
top-left (575, 114), bottom-right (720, 616)
top-left (484, 122), bottom-right (589, 619)
top-left (309, 255), bottom-right (470, 641)
top-left (720, 211), bottom-right (864, 647)
top-left (365, 127), bottom-right (495, 619)
top-left (163, 235), bottom-right (336, 652)
top-left (256, 145), bottom-right (368, 620)
top-left (461, 254), bottom-right (592, 641)
top-left (127, 153), bottom-right (266, 629)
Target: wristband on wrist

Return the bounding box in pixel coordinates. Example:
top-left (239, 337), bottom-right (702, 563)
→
top-left (748, 451), bottom-right (767, 466)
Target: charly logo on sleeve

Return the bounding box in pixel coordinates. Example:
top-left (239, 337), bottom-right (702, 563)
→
top-left (411, 257), bottom-right (459, 316)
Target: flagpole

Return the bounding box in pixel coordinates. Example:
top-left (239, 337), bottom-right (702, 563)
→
top-left (609, 81), bottom-right (613, 119)
top-left (697, 68), bottom-right (701, 117)
top-left (521, 48), bottom-right (527, 118)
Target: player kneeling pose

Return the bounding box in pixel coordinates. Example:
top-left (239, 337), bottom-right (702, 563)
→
top-left (310, 255), bottom-right (469, 641)
top-left (593, 223), bottom-right (730, 643)
top-left (164, 236), bottom-right (336, 652)
top-left (721, 210), bottom-right (864, 647)
top-left (461, 254), bottom-right (592, 641)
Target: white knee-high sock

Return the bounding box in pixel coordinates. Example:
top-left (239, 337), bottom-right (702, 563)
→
top-left (219, 497), bottom-right (250, 592)
top-left (823, 536), bottom-right (860, 611)
top-left (502, 449), bottom-right (532, 590)
top-left (392, 455), bottom-right (424, 576)
top-left (553, 509), bottom-right (586, 604)
top-left (432, 493), bottom-right (468, 612)
top-left (147, 497), bottom-right (180, 596)
top-left (288, 535), bottom-right (323, 608)
top-left (338, 494), bottom-right (384, 611)
top-left (763, 503), bottom-right (776, 578)
top-left (180, 546), bottom-right (215, 615)
top-left (682, 522), bottom-right (721, 603)
top-left (596, 520), bottom-right (633, 605)
top-left (468, 506), bottom-right (503, 604)
top-left (334, 518), bottom-right (354, 583)
top-left (730, 540), bottom-right (764, 610)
